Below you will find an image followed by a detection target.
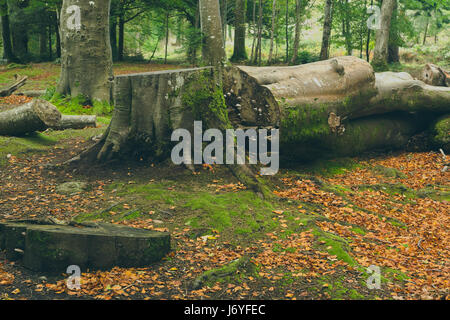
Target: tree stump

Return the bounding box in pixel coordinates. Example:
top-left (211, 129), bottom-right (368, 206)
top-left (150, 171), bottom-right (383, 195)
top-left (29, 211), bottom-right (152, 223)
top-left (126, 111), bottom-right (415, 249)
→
top-left (0, 220), bottom-right (170, 273)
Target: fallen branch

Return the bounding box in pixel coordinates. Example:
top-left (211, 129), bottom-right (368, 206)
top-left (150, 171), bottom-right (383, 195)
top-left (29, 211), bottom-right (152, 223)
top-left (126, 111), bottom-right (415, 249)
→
top-left (0, 75), bottom-right (28, 97)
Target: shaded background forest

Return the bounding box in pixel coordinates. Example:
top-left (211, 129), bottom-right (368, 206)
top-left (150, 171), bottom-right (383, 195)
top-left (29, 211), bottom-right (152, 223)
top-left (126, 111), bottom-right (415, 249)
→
top-left (0, 0), bottom-right (448, 69)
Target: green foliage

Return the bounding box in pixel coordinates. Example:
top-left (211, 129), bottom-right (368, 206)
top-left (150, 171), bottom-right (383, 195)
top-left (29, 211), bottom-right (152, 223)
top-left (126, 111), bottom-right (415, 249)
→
top-left (43, 86), bottom-right (114, 117)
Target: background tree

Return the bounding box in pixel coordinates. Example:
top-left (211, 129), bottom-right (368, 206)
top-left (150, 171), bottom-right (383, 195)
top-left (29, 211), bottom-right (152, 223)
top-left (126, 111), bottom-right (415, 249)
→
top-left (231, 0), bottom-right (248, 61)
top-left (320, 0), bottom-right (333, 60)
top-left (372, 0), bottom-right (397, 70)
top-left (57, 0), bottom-right (113, 102)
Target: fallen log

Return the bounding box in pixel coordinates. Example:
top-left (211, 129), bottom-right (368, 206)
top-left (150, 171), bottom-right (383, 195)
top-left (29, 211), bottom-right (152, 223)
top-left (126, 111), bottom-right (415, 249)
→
top-left (0, 99), bottom-right (98, 135)
top-left (0, 99), bottom-right (61, 136)
top-left (16, 89), bottom-right (47, 98)
top-left (51, 115), bottom-right (97, 130)
top-left (224, 57), bottom-right (450, 135)
top-left (421, 64), bottom-right (449, 87)
top-left (0, 75), bottom-right (28, 97)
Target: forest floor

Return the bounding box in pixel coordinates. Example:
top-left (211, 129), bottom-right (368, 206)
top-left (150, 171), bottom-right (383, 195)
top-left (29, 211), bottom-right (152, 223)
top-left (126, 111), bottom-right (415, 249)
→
top-left (0, 62), bottom-right (448, 300)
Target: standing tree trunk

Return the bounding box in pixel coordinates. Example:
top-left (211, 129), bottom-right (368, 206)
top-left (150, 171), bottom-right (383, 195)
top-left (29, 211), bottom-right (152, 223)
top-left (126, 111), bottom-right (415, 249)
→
top-left (387, 0), bottom-right (399, 63)
top-left (372, 0), bottom-right (396, 71)
top-left (40, 25), bottom-right (48, 61)
top-left (0, 0), bottom-right (17, 62)
top-left (220, 0), bottom-right (227, 49)
top-left (268, 0), bottom-right (277, 64)
top-left (250, 0), bottom-right (257, 62)
top-left (55, 13), bottom-right (61, 59)
top-left (253, 0), bottom-right (263, 65)
top-left (118, 11), bottom-right (125, 61)
top-left (423, 15), bottom-right (429, 45)
top-left (48, 23), bottom-right (53, 60)
top-left (8, 0), bottom-right (29, 62)
top-left (231, 0), bottom-right (247, 62)
top-left (110, 12), bottom-right (118, 61)
top-left (164, 11), bottom-right (170, 64)
top-left (290, 0), bottom-right (304, 65)
top-left (199, 0), bottom-right (227, 68)
top-left (57, 0), bottom-right (113, 103)
top-left (320, 0), bottom-right (333, 60)
top-left (285, 0), bottom-right (289, 63)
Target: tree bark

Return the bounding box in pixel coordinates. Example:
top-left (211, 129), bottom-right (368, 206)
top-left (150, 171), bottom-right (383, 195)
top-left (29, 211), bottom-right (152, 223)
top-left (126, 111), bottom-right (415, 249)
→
top-left (372, 0), bottom-right (396, 71)
top-left (199, 0), bottom-right (227, 68)
top-left (57, 0), bottom-right (113, 103)
top-left (320, 0), bottom-right (333, 61)
top-left (231, 0), bottom-right (247, 62)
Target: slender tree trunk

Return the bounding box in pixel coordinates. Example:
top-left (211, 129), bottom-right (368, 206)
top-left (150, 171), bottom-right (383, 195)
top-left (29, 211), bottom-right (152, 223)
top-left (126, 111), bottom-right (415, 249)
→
top-left (366, 0), bottom-right (373, 62)
top-left (8, 0), bottom-right (29, 61)
top-left (231, 0), bottom-right (247, 61)
top-left (285, 0), bottom-right (289, 63)
top-left (250, 0), bottom-right (256, 62)
top-left (423, 16), bottom-right (429, 45)
top-left (372, 0), bottom-right (396, 70)
top-left (268, 0), bottom-right (277, 64)
top-left (0, 1), bottom-right (17, 62)
top-left (257, 0), bottom-right (262, 65)
top-left (57, 0), bottom-right (113, 102)
top-left (290, 0), bottom-right (304, 64)
top-left (388, 0), bottom-right (399, 63)
top-left (40, 25), bottom-right (48, 60)
top-left (110, 15), bottom-right (117, 61)
top-left (199, 0), bottom-right (227, 68)
top-left (320, 0), bottom-right (333, 60)
top-left (164, 11), bottom-right (169, 64)
top-left (118, 12), bottom-right (125, 61)
top-left (48, 24), bottom-right (53, 60)
top-left (220, 0), bottom-right (227, 48)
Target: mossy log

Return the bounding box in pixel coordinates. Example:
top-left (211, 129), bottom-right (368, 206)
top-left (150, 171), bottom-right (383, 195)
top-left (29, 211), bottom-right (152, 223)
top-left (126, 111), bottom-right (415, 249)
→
top-left (224, 57), bottom-right (450, 157)
top-left (224, 57), bottom-right (450, 130)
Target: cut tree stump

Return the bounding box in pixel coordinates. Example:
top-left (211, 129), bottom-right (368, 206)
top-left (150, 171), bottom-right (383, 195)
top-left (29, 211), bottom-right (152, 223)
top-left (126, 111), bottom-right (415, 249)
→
top-left (0, 75), bottom-right (27, 97)
top-left (78, 67), bottom-right (219, 162)
top-left (0, 220), bottom-right (170, 273)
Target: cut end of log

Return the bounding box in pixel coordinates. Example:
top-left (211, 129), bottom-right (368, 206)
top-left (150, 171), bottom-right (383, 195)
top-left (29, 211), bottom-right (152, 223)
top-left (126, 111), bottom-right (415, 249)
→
top-left (31, 99), bottom-right (62, 127)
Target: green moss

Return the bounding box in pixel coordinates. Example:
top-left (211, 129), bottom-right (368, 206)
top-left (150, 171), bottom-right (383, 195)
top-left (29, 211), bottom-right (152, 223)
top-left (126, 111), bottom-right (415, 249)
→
top-left (280, 104), bottom-right (330, 143)
top-left (181, 70), bottom-right (230, 130)
top-left (312, 229), bottom-right (357, 267)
